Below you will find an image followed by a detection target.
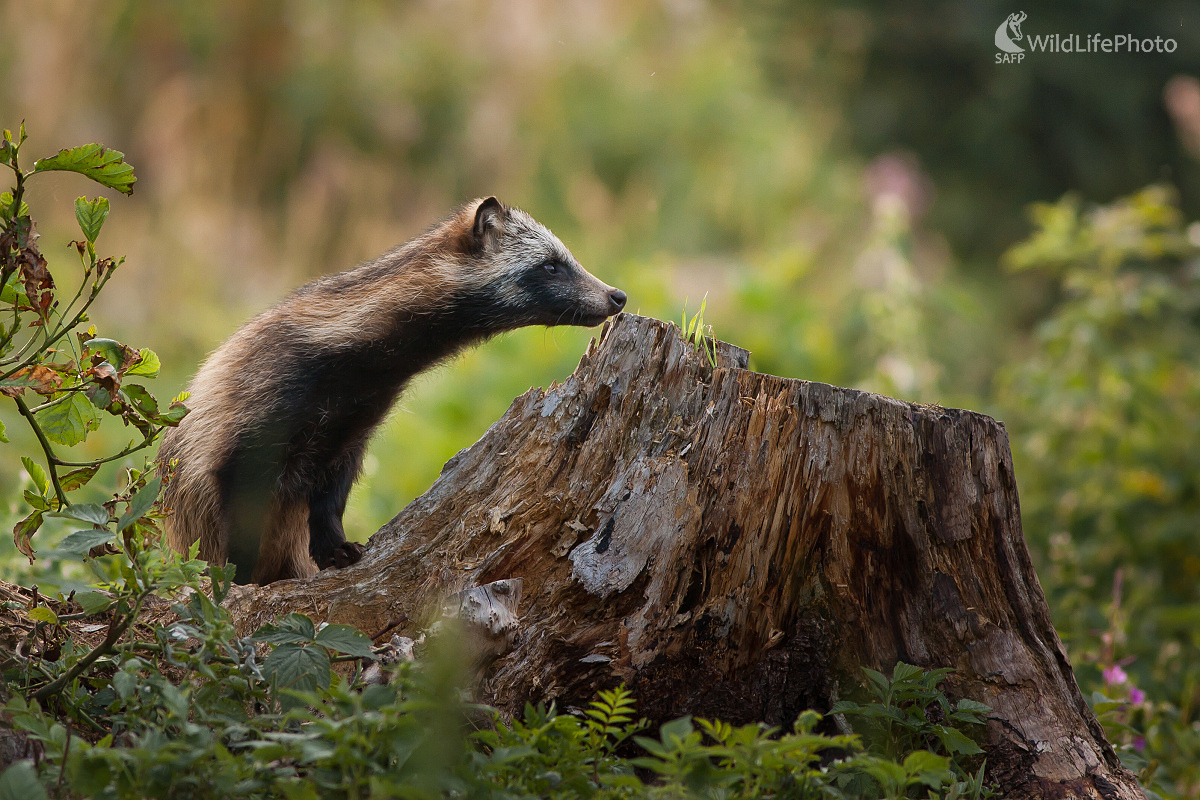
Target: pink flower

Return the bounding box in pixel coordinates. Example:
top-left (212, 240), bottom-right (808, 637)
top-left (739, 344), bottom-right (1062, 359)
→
top-left (1129, 686), bottom-right (1146, 704)
top-left (1103, 665), bottom-right (1128, 686)
top-left (1134, 737), bottom-right (1146, 751)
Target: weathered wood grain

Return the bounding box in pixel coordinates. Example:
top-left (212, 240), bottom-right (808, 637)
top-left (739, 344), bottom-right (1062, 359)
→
top-left (225, 313), bottom-right (1142, 799)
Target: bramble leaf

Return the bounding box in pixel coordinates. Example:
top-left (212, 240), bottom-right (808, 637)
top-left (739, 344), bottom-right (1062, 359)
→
top-left (314, 624), bottom-right (376, 659)
top-left (33, 144), bottom-right (136, 195)
top-left (73, 590), bottom-right (113, 615)
top-left (54, 503), bottom-right (110, 527)
top-left (253, 613), bottom-right (317, 645)
top-left (59, 528), bottom-right (116, 555)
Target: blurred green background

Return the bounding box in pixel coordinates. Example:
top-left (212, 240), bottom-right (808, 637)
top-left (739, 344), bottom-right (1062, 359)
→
top-left (2, 0), bottom-right (1199, 794)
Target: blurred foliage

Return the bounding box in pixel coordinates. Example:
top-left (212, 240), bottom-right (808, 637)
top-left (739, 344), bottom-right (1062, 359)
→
top-left (1, 0), bottom-right (1199, 794)
top-left (999, 186), bottom-right (1200, 796)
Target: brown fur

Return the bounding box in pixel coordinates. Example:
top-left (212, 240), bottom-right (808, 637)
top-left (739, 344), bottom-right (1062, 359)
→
top-left (159, 198), bottom-right (624, 584)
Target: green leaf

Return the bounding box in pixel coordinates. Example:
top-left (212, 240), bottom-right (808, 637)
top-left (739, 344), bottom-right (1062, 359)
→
top-left (117, 477), bottom-right (161, 531)
top-left (22, 491), bottom-right (49, 511)
top-left (122, 384), bottom-right (158, 417)
top-left (33, 144), bottom-right (136, 195)
top-left (954, 698), bottom-right (992, 715)
top-left (125, 348), bottom-right (160, 378)
top-left (54, 503), bottom-right (110, 526)
top-left (0, 192), bottom-right (29, 219)
top-left (263, 643), bottom-right (331, 695)
top-left (253, 613), bottom-right (317, 645)
top-left (20, 457), bottom-right (48, 496)
top-left (934, 725), bottom-right (984, 755)
top-left (58, 528), bottom-right (115, 555)
top-left (37, 392), bottom-right (102, 446)
top-left (0, 419), bottom-right (6, 443)
top-left (26, 607), bottom-right (57, 625)
top-left (0, 761), bottom-right (47, 800)
top-left (73, 591), bottom-right (113, 615)
top-left (891, 661), bottom-right (924, 684)
top-left (658, 715), bottom-right (694, 745)
top-left (314, 624), bottom-right (376, 659)
top-left (863, 667), bottom-right (890, 697)
top-left (829, 700), bottom-right (862, 715)
top-left (902, 750), bottom-right (950, 774)
top-left (73, 196), bottom-right (110, 243)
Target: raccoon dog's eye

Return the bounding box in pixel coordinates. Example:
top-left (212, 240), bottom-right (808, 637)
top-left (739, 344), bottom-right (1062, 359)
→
top-left (543, 262), bottom-right (559, 275)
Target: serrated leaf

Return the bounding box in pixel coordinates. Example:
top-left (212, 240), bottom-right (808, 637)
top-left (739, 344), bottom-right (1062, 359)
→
top-left (20, 457), bottom-right (48, 495)
top-left (125, 348), bottom-right (160, 378)
top-left (891, 661), bottom-right (924, 683)
top-left (863, 667), bottom-right (890, 696)
top-left (33, 144), bottom-right (136, 195)
top-left (0, 761), bottom-right (48, 800)
top-left (59, 528), bottom-right (116, 555)
top-left (262, 643), bottom-right (331, 704)
top-left (117, 477), bottom-right (161, 531)
top-left (935, 725), bottom-right (984, 755)
top-left (73, 196), bottom-right (110, 243)
top-left (27, 606), bottom-right (58, 625)
top-left (37, 392), bottom-right (101, 446)
top-left (955, 698), bottom-right (992, 714)
top-left (314, 624), bottom-right (376, 659)
top-left (12, 510), bottom-right (42, 562)
top-left (54, 503), bottom-right (110, 526)
top-left (253, 613), bottom-right (317, 645)
top-left (73, 591), bottom-right (113, 615)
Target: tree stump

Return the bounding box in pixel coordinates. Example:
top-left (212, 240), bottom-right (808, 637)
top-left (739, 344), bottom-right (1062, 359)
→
top-left (225, 313), bottom-right (1142, 799)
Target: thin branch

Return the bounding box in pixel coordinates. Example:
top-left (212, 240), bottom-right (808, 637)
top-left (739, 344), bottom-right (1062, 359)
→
top-left (32, 592), bottom-right (146, 703)
top-left (14, 394), bottom-right (66, 507)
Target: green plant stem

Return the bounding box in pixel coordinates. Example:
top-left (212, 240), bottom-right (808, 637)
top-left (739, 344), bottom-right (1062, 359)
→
top-left (32, 592), bottom-right (147, 703)
top-left (52, 429), bottom-right (160, 468)
top-left (0, 266), bottom-right (113, 380)
top-left (14, 394), bottom-right (67, 507)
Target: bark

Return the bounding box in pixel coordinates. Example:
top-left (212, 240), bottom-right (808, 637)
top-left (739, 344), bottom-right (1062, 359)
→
top-left (225, 313), bottom-right (1142, 799)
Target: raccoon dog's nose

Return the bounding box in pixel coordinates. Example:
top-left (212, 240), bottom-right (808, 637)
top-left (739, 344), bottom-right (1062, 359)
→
top-left (608, 289), bottom-right (627, 312)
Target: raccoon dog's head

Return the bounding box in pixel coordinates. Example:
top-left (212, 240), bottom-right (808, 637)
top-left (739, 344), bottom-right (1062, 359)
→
top-left (465, 197), bottom-right (625, 328)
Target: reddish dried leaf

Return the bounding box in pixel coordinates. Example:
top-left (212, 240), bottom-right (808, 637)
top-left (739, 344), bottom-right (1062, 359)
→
top-left (87, 360), bottom-right (120, 393)
top-left (0, 365), bottom-right (63, 397)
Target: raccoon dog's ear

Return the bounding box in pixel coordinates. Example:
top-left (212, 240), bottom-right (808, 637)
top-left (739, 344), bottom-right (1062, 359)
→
top-left (472, 197), bottom-right (506, 251)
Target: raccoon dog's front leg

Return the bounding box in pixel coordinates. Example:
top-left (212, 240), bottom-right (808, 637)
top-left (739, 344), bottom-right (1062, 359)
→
top-left (307, 451), bottom-right (366, 571)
